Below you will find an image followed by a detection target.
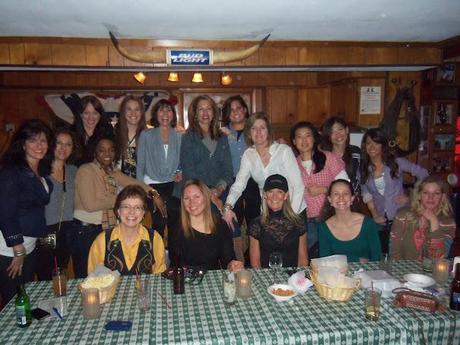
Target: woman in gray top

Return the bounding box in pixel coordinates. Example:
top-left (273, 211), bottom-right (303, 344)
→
top-left (137, 99), bottom-right (182, 237)
top-left (36, 128), bottom-right (78, 280)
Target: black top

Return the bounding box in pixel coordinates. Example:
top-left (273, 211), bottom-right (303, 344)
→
top-left (249, 210), bottom-right (306, 268)
top-left (169, 219), bottom-right (235, 270)
top-left (74, 123), bottom-right (115, 166)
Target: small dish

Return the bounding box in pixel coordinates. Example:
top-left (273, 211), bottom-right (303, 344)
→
top-left (267, 284), bottom-right (297, 302)
top-left (403, 273), bottom-right (436, 288)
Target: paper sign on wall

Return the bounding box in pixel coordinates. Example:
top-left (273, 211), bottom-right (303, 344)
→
top-left (360, 86), bottom-right (381, 114)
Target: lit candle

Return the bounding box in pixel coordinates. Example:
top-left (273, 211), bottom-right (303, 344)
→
top-left (236, 270), bottom-right (252, 299)
top-left (433, 258), bottom-right (449, 286)
top-left (82, 288), bottom-right (101, 319)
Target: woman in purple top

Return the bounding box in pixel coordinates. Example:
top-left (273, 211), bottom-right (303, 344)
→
top-left (360, 128), bottom-right (428, 254)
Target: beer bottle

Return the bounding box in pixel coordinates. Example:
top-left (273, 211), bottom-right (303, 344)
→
top-left (449, 263), bottom-right (460, 311)
top-left (15, 285), bottom-right (32, 327)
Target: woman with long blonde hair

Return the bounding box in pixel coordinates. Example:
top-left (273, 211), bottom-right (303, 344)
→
top-left (168, 179), bottom-right (243, 271)
top-left (390, 175), bottom-right (456, 260)
top-left (249, 174), bottom-right (308, 268)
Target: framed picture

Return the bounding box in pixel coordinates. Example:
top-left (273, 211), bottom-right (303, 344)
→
top-left (434, 102), bottom-right (454, 125)
top-left (431, 152), bottom-right (454, 173)
top-left (419, 105), bottom-right (430, 139)
top-left (433, 133), bottom-right (455, 151)
top-left (182, 91), bottom-right (252, 128)
top-left (437, 63), bottom-right (456, 83)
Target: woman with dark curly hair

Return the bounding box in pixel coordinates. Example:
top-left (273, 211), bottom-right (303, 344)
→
top-left (360, 128), bottom-right (428, 253)
top-left (0, 119), bottom-right (53, 306)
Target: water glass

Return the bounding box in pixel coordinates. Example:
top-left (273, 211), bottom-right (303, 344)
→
top-left (222, 272), bottom-right (236, 305)
top-left (135, 279), bottom-right (151, 312)
top-left (269, 252), bottom-right (283, 283)
top-left (379, 253), bottom-right (392, 274)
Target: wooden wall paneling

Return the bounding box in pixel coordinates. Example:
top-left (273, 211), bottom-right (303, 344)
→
top-left (365, 47), bottom-right (399, 65)
top-left (297, 87), bottom-right (330, 125)
top-left (24, 43), bottom-right (52, 65)
top-left (86, 45), bottom-right (109, 66)
top-left (266, 87), bottom-right (298, 124)
top-left (329, 81), bottom-right (358, 124)
top-left (8, 43), bottom-right (24, 64)
top-left (0, 44), bottom-right (10, 64)
top-left (52, 44), bottom-right (87, 65)
top-left (285, 47), bottom-right (299, 65)
top-left (259, 47), bottom-right (286, 65)
top-left (298, 47), bottom-right (321, 65)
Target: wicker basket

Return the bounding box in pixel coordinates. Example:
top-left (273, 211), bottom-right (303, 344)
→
top-left (309, 269), bottom-right (360, 302)
top-left (79, 275), bottom-right (120, 304)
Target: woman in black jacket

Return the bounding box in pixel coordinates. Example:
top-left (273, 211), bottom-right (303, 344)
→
top-left (0, 119), bottom-right (53, 306)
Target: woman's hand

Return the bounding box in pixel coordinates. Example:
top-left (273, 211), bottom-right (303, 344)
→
top-left (421, 209), bottom-right (440, 231)
top-left (173, 171), bottom-right (182, 182)
top-left (227, 260), bottom-right (244, 272)
top-left (307, 184), bottom-right (327, 197)
top-left (394, 194), bottom-right (409, 205)
top-left (223, 209), bottom-right (237, 230)
top-left (154, 196), bottom-right (167, 218)
top-left (7, 244), bottom-right (26, 279)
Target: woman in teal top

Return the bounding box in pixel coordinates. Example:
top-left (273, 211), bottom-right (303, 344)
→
top-left (319, 179), bottom-right (381, 262)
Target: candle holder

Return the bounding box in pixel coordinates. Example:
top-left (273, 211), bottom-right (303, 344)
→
top-left (81, 288), bottom-right (101, 319)
top-left (433, 258), bottom-right (449, 286)
top-left (236, 270), bottom-right (252, 299)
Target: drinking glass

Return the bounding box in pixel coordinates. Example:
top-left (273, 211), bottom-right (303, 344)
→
top-left (135, 279), bottom-right (151, 312)
top-left (364, 287), bottom-right (382, 321)
top-left (269, 252), bottom-right (283, 283)
top-left (52, 267), bottom-right (67, 297)
top-left (222, 271), bottom-right (236, 305)
top-left (379, 253), bottom-right (392, 274)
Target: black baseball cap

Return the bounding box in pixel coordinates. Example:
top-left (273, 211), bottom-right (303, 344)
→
top-left (263, 174), bottom-right (288, 192)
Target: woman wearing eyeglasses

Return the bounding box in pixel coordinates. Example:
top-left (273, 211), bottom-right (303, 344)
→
top-left (87, 185), bottom-right (166, 275)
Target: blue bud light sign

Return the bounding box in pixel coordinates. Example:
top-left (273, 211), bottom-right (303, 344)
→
top-left (167, 49), bottom-right (211, 65)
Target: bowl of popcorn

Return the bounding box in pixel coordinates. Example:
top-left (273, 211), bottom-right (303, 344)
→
top-left (79, 266), bottom-right (120, 304)
top-left (267, 284), bottom-right (298, 302)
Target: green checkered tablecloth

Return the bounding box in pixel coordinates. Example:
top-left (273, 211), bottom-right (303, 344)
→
top-left (0, 260), bottom-right (459, 344)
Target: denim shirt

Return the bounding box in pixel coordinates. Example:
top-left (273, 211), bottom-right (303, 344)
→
top-left (225, 124), bottom-right (247, 177)
top-left (361, 157), bottom-right (428, 221)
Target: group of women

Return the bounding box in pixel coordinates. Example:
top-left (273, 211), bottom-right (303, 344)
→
top-left (0, 93), bottom-right (456, 307)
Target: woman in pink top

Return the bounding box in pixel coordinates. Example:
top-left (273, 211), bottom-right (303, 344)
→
top-left (290, 121), bottom-right (348, 258)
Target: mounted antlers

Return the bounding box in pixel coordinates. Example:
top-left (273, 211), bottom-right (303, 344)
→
top-left (109, 32), bottom-right (270, 65)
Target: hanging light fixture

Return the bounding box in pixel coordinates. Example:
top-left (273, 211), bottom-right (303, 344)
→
top-left (192, 72), bottom-right (204, 83)
top-left (168, 72), bottom-right (179, 82)
top-left (133, 72), bottom-right (146, 85)
top-left (221, 72), bottom-right (233, 86)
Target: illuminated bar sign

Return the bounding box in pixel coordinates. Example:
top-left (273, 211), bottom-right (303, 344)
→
top-left (167, 49), bottom-right (211, 65)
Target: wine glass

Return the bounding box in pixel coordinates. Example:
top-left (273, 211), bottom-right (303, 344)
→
top-left (269, 252), bottom-right (283, 284)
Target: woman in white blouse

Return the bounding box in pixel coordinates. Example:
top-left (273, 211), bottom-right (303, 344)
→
top-left (223, 113), bottom-right (306, 229)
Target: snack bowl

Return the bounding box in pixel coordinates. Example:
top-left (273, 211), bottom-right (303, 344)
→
top-left (267, 284), bottom-right (297, 302)
top-left (403, 273), bottom-right (436, 288)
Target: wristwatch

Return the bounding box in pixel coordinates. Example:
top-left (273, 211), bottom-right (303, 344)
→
top-left (149, 189), bottom-right (161, 199)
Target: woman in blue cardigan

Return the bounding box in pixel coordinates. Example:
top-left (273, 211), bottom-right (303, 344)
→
top-left (179, 95), bottom-right (233, 213)
top-left (0, 119), bottom-right (53, 306)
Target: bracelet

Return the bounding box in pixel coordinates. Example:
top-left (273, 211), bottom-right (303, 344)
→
top-left (14, 251), bottom-right (26, 257)
top-left (223, 203), bottom-right (233, 212)
top-left (149, 189), bottom-right (161, 199)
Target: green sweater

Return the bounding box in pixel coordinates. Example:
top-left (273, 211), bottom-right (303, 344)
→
top-left (319, 216), bottom-right (382, 262)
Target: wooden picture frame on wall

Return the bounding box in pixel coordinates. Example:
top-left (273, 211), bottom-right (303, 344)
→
top-left (437, 63), bottom-right (456, 83)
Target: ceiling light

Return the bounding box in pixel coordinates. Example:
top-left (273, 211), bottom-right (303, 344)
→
top-left (221, 72), bottom-right (233, 86)
top-left (168, 72), bottom-right (179, 82)
top-left (133, 72), bottom-right (146, 84)
top-left (192, 72), bottom-right (204, 83)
